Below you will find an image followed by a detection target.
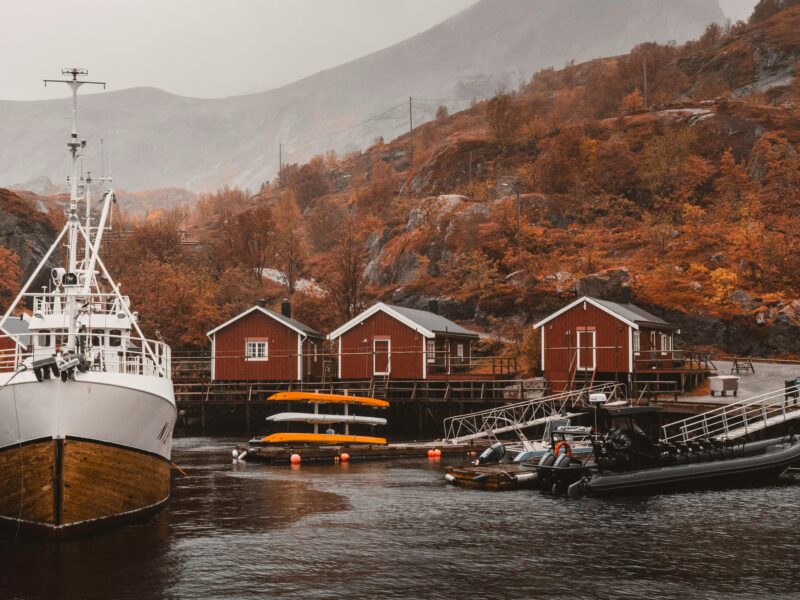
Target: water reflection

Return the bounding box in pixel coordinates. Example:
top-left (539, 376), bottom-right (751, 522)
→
top-left (2, 437), bottom-right (799, 599)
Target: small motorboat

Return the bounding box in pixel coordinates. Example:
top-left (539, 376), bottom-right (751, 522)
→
top-left (537, 405), bottom-right (800, 496)
top-left (444, 418), bottom-right (590, 490)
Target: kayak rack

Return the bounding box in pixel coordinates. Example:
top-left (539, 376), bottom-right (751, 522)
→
top-left (442, 383), bottom-right (625, 445)
top-left (661, 385), bottom-right (800, 443)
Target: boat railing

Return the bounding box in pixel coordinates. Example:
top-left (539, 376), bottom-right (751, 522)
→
top-left (28, 293), bottom-right (131, 318)
top-left (661, 385), bottom-right (800, 443)
top-left (0, 332), bottom-right (171, 379)
top-left (442, 382), bottom-right (625, 444)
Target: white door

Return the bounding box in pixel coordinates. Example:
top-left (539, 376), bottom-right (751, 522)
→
top-left (577, 330), bottom-right (596, 371)
top-left (373, 338), bottom-right (391, 376)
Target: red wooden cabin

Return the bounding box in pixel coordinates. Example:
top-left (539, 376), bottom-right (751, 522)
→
top-left (534, 296), bottom-right (705, 394)
top-left (207, 302), bottom-right (324, 382)
top-left (328, 302), bottom-right (479, 380)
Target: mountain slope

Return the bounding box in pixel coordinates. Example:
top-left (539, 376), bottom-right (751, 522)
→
top-left (0, 0), bottom-right (724, 193)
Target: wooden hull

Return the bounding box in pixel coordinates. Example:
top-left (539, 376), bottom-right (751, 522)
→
top-left (0, 437), bottom-right (170, 539)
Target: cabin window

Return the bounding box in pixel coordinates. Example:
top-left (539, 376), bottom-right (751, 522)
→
top-left (38, 330), bottom-right (51, 347)
top-left (632, 331), bottom-right (640, 352)
top-left (426, 339), bottom-right (436, 363)
top-left (246, 340), bottom-right (268, 361)
top-left (109, 329), bottom-right (122, 348)
top-left (91, 334), bottom-right (102, 347)
top-left (661, 333), bottom-right (672, 352)
top-left (312, 341), bottom-right (318, 363)
top-left (456, 343), bottom-right (464, 358)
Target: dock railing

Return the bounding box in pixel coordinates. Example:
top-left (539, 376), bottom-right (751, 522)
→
top-left (442, 382), bottom-right (626, 444)
top-left (661, 385), bottom-right (800, 443)
top-left (634, 350), bottom-right (716, 372)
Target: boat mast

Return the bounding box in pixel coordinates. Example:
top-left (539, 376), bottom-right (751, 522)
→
top-left (44, 68), bottom-right (105, 351)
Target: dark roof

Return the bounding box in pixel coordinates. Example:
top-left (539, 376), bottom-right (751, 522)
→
top-left (590, 298), bottom-right (674, 328)
top-left (385, 304), bottom-right (479, 337)
top-left (265, 309), bottom-right (323, 338)
top-left (207, 306), bottom-right (323, 338)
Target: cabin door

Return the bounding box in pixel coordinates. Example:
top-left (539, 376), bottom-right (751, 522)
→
top-left (577, 330), bottom-right (596, 371)
top-left (373, 338), bottom-right (391, 376)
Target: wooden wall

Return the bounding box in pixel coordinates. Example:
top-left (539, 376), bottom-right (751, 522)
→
top-left (337, 311), bottom-right (424, 379)
top-left (542, 301), bottom-right (630, 389)
top-left (212, 311), bottom-right (322, 381)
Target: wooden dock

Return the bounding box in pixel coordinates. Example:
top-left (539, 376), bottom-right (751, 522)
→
top-left (238, 441), bottom-right (487, 465)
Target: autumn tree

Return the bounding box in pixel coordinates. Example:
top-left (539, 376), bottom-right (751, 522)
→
top-left (355, 160), bottom-right (395, 214)
top-left (486, 93), bottom-right (522, 155)
top-left (715, 148), bottom-right (753, 218)
top-left (232, 204), bottom-right (274, 281)
top-left (0, 246), bottom-right (22, 311)
top-left (317, 211), bottom-right (375, 322)
top-left (620, 88), bottom-right (644, 114)
top-left (272, 191), bottom-right (307, 295)
top-left (282, 155), bottom-right (330, 211)
top-left (749, 134), bottom-right (800, 213)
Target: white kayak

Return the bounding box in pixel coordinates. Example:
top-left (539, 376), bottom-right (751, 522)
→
top-left (265, 412), bottom-right (388, 426)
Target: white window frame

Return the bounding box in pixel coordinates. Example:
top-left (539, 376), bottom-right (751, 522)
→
top-left (426, 339), bottom-right (436, 364)
top-left (661, 333), bottom-right (672, 353)
top-left (632, 331), bottom-right (640, 353)
top-left (312, 341), bottom-right (318, 363)
top-left (576, 330), bottom-right (596, 371)
top-left (373, 338), bottom-right (391, 376)
top-left (245, 339), bottom-right (269, 361)
top-left (38, 329), bottom-right (51, 348)
top-left (109, 329), bottom-right (122, 348)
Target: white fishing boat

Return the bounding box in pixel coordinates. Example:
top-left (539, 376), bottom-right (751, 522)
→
top-left (0, 69), bottom-right (176, 538)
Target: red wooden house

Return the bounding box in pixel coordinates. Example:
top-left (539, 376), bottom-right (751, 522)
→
top-left (207, 302), bottom-right (325, 382)
top-left (534, 296), bottom-right (706, 394)
top-left (327, 302), bottom-right (480, 380)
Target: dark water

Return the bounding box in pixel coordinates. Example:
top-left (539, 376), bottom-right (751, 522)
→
top-left (2, 437), bottom-right (800, 600)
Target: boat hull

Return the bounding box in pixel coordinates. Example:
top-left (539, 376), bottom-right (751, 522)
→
top-left (0, 437), bottom-right (170, 539)
top-left (0, 372), bottom-right (176, 538)
top-left (586, 438), bottom-right (800, 496)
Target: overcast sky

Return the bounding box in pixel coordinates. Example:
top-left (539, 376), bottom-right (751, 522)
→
top-left (1, 0), bottom-right (757, 102)
top-left (0, 0), bottom-right (476, 101)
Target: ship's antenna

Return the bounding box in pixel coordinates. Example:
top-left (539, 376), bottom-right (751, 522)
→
top-left (43, 68), bottom-right (105, 352)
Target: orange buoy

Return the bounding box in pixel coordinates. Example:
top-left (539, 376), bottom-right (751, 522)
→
top-left (340, 453), bottom-right (350, 463)
top-left (427, 449), bottom-right (435, 458)
top-left (433, 448), bottom-right (442, 457)
top-left (290, 453), bottom-right (301, 465)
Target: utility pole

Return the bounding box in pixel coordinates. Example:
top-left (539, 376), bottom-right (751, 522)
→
top-left (643, 59), bottom-right (648, 109)
top-left (278, 142), bottom-right (282, 187)
top-left (408, 96), bottom-right (413, 158)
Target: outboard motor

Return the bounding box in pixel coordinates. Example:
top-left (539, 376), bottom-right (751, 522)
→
top-left (477, 443), bottom-right (506, 465)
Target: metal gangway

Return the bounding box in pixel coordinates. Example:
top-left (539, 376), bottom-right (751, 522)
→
top-left (661, 385), bottom-right (800, 443)
top-left (442, 383), bottom-right (625, 445)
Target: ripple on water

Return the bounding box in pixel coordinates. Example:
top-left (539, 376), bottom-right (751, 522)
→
top-left (1, 437), bottom-right (799, 600)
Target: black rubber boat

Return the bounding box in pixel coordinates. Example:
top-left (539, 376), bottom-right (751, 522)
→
top-left (536, 405), bottom-right (800, 496)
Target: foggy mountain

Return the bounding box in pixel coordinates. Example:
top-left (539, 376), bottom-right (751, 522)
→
top-left (0, 0), bottom-right (724, 193)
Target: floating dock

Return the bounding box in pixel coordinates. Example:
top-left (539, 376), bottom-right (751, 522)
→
top-left (238, 441), bottom-right (485, 464)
